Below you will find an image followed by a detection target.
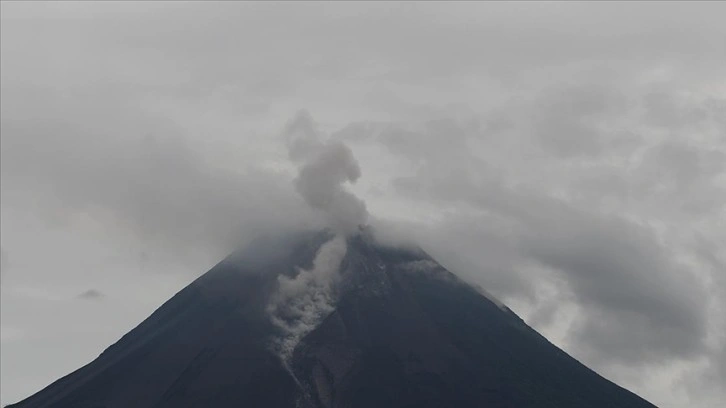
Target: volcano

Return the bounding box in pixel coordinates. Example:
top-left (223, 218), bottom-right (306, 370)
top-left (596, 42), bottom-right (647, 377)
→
top-left (8, 230), bottom-right (656, 408)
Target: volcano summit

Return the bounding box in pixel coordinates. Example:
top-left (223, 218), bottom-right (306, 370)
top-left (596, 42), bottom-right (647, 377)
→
top-left (8, 230), bottom-right (656, 408)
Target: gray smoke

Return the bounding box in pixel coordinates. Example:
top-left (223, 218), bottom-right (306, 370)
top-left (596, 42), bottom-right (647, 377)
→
top-left (265, 111), bottom-right (367, 366)
top-left (266, 234), bottom-right (347, 365)
top-left (284, 111), bottom-right (368, 235)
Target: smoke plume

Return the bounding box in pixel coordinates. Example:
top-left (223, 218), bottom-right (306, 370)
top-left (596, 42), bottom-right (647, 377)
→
top-left (284, 111), bottom-right (368, 234)
top-left (265, 111), bottom-right (369, 366)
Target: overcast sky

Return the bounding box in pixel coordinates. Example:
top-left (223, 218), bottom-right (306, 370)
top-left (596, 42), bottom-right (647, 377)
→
top-left (1, 2), bottom-right (725, 407)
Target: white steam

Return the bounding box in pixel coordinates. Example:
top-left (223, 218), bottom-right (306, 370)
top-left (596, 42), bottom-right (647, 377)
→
top-left (267, 234), bottom-right (347, 364)
top-left (284, 111), bottom-right (368, 234)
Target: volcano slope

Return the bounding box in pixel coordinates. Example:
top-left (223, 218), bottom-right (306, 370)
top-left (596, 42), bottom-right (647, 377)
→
top-left (8, 231), bottom-right (656, 408)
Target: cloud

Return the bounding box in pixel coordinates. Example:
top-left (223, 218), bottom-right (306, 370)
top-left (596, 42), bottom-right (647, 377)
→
top-left (521, 209), bottom-right (707, 364)
top-left (407, 180), bottom-right (709, 363)
top-left (0, 247), bottom-right (7, 281)
top-left (76, 289), bottom-right (105, 301)
top-left (0, 92), bottom-right (317, 262)
top-left (0, 326), bottom-right (24, 344)
top-left (529, 84), bottom-right (633, 157)
top-left (346, 80), bottom-right (724, 401)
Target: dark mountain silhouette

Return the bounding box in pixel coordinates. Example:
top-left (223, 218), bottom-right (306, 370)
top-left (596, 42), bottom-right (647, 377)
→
top-left (8, 230), bottom-right (656, 408)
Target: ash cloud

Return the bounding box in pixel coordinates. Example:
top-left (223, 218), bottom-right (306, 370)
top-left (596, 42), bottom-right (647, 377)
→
top-left (266, 111), bottom-right (368, 364)
top-left (284, 111), bottom-right (368, 235)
